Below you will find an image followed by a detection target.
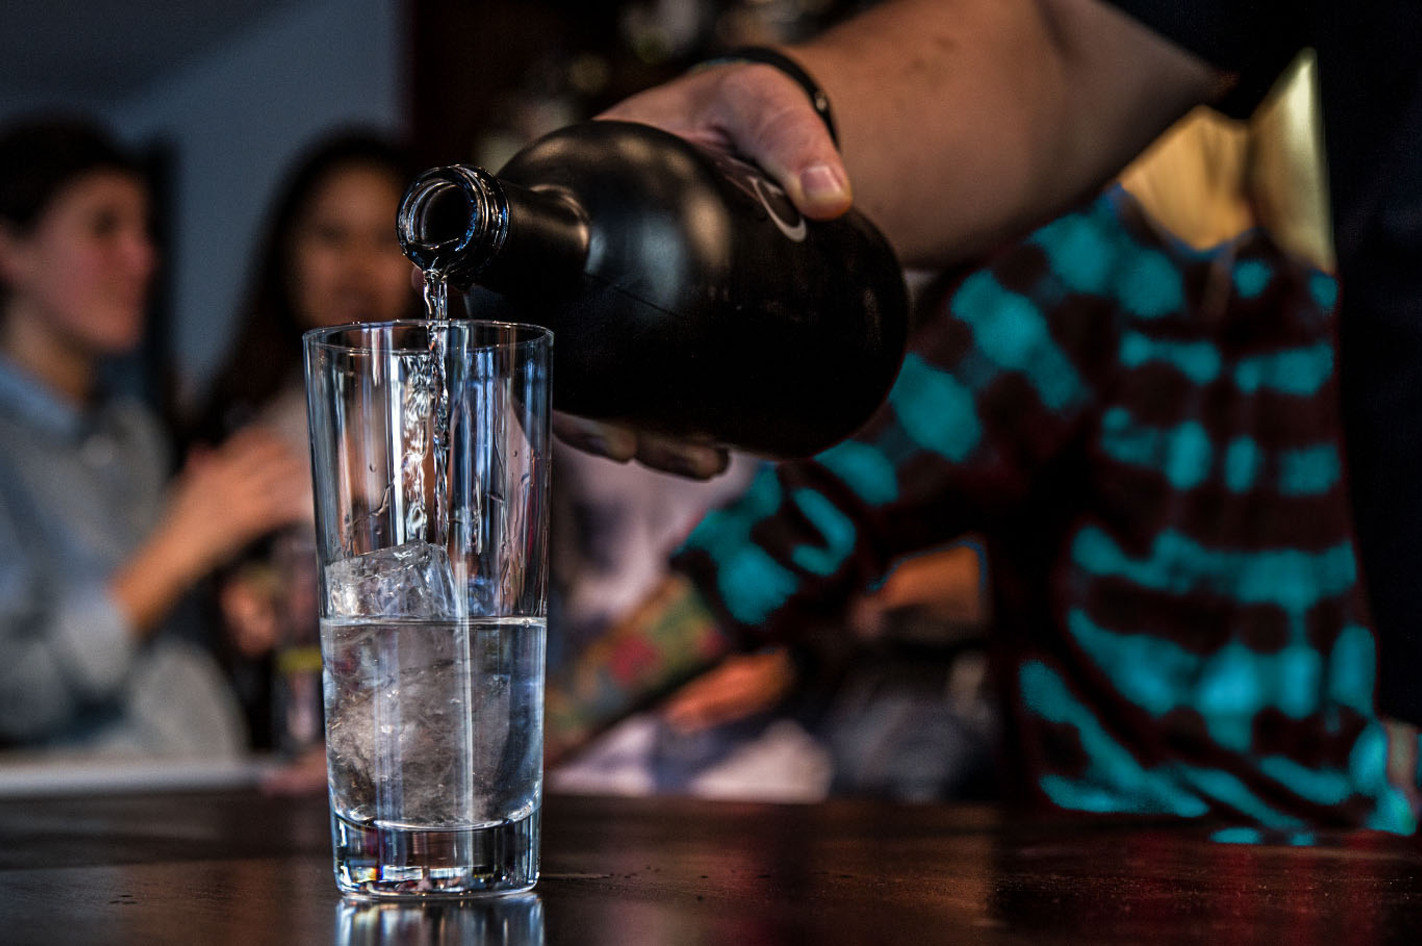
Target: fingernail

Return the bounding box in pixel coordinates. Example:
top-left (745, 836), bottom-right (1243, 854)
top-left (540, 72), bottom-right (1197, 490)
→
top-left (800, 163), bottom-right (847, 204)
top-left (568, 431), bottom-right (634, 462)
top-left (664, 457), bottom-right (712, 479)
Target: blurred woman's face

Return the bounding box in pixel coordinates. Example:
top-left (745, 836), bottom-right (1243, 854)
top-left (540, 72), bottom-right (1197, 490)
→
top-left (288, 164), bottom-right (414, 328)
top-left (0, 170), bottom-right (155, 355)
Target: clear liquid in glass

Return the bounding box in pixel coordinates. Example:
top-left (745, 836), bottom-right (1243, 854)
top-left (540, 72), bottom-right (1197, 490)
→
top-left (323, 615), bottom-right (545, 898)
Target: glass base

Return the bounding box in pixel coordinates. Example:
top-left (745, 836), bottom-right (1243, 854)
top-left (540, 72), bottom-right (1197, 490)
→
top-left (332, 808), bottom-right (540, 899)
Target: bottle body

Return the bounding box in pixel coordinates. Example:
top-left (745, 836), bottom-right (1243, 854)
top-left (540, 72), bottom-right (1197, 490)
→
top-left (399, 120), bottom-right (908, 459)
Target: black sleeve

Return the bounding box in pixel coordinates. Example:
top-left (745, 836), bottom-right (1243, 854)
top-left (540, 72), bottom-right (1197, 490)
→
top-left (1104, 0), bottom-right (1308, 118)
top-left (1338, 176), bottom-right (1422, 726)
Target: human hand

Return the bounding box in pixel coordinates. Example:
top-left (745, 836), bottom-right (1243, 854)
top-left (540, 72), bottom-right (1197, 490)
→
top-left (161, 426), bottom-right (312, 578)
top-left (551, 58), bottom-right (852, 477)
top-left (114, 426), bottom-right (312, 636)
top-left (218, 565), bottom-right (283, 659)
top-left (660, 648), bottom-right (797, 735)
top-left (598, 58), bottom-right (852, 221)
top-left (552, 413), bottom-right (729, 479)
top-left (848, 544), bottom-right (987, 640)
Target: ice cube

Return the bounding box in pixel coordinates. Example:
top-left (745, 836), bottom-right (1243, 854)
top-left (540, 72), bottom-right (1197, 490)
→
top-left (325, 541), bottom-right (464, 619)
top-left (323, 619), bottom-right (477, 827)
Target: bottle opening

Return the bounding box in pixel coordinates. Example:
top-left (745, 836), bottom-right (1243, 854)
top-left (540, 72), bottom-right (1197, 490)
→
top-left (413, 182), bottom-right (473, 247)
top-left (397, 166), bottom-right (506, 275)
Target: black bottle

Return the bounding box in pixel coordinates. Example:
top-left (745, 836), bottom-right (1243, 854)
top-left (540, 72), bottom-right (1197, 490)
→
top-left (397, 120), bottom-right (908, 459)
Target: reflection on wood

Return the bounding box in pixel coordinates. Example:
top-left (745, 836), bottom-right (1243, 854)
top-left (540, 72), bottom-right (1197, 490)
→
top-left (0, 791), bottom-right (1419, 944)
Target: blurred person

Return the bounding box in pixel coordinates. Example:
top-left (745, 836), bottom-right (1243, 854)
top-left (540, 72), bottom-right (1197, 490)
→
top-left (544, 0), bottom-right (1422, 804)
top-left (637, 540), bottom-right (994, 803)
top-left (650, 541), bottom-right (989, 746)
top-left (548, 90), bottom-right (1273, 800)
top-left (549, 445), bottom-right (761, 673)
top-left (191, 130), bottom-right (420, 453)
top-left (546, 446), bottom-right (798, 798)
top-left (553, 66), bottom-right (1318, 807)
top-left (0, 117), bottom-right (309, 758)
top-left (186, 131), bottom-right (419, 765)
top-left (548, 60), bottom-right (1420, 832)
top-left (552, 183), bottom-right (1404, 828)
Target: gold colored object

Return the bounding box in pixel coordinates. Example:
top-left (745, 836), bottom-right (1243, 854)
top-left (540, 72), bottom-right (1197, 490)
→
top-left (1119, 51), bottom-right (1333, 273)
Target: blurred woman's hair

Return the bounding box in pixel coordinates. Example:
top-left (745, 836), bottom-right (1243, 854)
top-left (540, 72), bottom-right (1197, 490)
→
top-left (190, 130), bottom-right (419, 443)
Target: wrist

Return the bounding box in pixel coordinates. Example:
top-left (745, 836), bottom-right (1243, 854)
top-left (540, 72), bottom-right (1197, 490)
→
top-left (111, 523), bottom-right (206, 635)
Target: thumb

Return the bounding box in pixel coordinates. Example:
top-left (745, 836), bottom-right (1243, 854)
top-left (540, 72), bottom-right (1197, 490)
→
top-left (714, 62), bottom-right (853, 220)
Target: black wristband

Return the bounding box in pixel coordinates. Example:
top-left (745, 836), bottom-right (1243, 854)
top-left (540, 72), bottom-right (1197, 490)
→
top-left (698, 46), bottom-right (838, 147)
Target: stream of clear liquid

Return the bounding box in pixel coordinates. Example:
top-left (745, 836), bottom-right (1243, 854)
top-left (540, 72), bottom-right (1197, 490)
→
top-left (424, 271), bottom-right (451, 548)
top-left (400, 271), bottom-right (452, 547)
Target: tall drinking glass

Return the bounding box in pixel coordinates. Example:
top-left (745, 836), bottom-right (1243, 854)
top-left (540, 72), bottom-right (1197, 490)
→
top-left (304, 320), bottom-right (552, 899)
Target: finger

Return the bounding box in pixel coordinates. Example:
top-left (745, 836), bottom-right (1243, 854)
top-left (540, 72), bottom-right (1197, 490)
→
top-left (598, 63), bottom-right (852, 220)
top-left (214, 458), bottom-right (310, 536)
top-left (221, 426), bottom-right (302, 466)
top-left (634, 434), bottom-right (729, 479)
top-left (219, 433), bottom-right (308, 489)
top-left (662, 693), bottom-right (714, 734)
top-left (553, 413), bottom-right (728, 477)
top-left (662, 680), bottom-right (743, 734)
top-left (552, 414), bottom-right (639, 463)
top-left (663, 681), bottom-right (760, 733)
top-left (713, 63), bottom-right (852, 220)
top-left (663, 653), bottom-right (790, 733)
top-left (221, 454), bottom-right (304, 507)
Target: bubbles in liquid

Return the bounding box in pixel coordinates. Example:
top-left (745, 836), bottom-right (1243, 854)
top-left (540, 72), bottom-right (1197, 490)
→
top-left (400, 365), bottom-right (432, 539)
top-left (427, 281), bottom-right (451, 548)
top-left (398, 270), bottom-right (453, 546)
top-left (423, 268), bottom-right (449, 322)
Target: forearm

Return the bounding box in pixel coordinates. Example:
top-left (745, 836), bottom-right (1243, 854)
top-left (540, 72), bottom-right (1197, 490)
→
top-left (788, 0), bottom-right (1223, 266)
top-left (109, 521), bottom-right (210, 639)
top-left (545, 574), bottom-right (730, 760)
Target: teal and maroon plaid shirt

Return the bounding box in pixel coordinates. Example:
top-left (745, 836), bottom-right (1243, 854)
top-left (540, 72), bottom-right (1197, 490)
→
top-left (673, 187), bottom-right (1415, 833)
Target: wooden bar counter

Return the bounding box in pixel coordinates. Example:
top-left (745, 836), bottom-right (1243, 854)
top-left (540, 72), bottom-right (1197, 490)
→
top-left (1, 785), bottom-right (1420, 944)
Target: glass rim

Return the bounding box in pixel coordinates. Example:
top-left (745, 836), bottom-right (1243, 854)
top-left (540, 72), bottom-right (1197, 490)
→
top-left (302, 318), bottom-right (552, 354)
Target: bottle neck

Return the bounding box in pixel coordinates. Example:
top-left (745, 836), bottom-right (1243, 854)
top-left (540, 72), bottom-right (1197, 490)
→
top-left (397, 165), bottom-right (587, 293)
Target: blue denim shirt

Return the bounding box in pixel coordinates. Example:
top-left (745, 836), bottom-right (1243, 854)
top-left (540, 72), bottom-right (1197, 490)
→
top-left (0, 356), bottom-right (243, 755)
